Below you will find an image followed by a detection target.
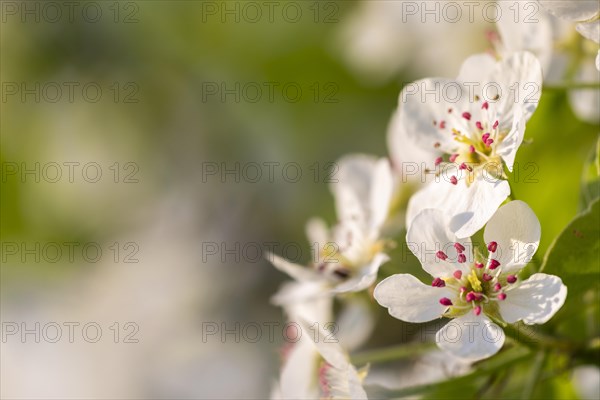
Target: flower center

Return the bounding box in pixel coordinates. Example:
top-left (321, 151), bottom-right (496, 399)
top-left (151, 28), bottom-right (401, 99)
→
top-left (432, 98), bottom-right (507, 186)
top-left (313, 239), bottom-right (387, 282)
top-left (433, 240), bottom-right (517, 317)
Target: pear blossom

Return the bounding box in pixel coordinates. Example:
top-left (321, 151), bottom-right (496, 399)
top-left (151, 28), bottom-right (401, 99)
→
top-left (390, 51), bottom-right (542, 238)
top-left (336, 1), bottom-right (492, 84)
top-left (364, 349), bottom-right (472, 393)
top-left (493, 2), bottom-right (600, 124)
top-left (270, 282), bottom-right (371, 398)
top-left (374, 201), bottom-right (567, 361)
top-left (572, 365), bottom-right (600, 400)
top-left (270, 264), bottom-right (374, 398)
top-left (271, 316), bottom-right (369, 400)
top-left (269, 154), bottom-right (393, 295)
top-left (270, 285), bottom-right (370, 399)
top-left (539, 0), bottom-right (600, 71)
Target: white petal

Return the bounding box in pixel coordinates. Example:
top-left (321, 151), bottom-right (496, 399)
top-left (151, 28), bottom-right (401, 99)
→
top-left (456, 53), bottom-right (496, 84)
top-left (369, 158), bottom-right (394, 234)
top-left (298, 317), bottom-right (368, 400)
top-left (539, 1), bottom-right (599, 21)
top-left (322, 364), bottom-right (368, 400)
top-left (296, 317), bottom-right (349, 370)
top-left (491, 52), bottom-right (542, 141)
top-left (331, 219), bottom-right (367, 263)
top-left (331, 154), bottom-right (374, 225)
top-left (499, 273), bottom-right (567, 325)
top-left (331, 154), bottom-right (393, 234)
top-left (483, 200), bottom-right (541, 275)
top-left (279, 339), bottom-right (320, 399)
top-left (336, 299), bottom-right (375, 352)
top-left (496, 3), bottom-right (554, 72)
top-left (272, 281), bottom-right (333, 325)
top-left (386, 109), bottom-right (436, 173)
top-left (396, 78), bottom-right (471, 156)
top-left (306, 218), bottom-right (329, 250)
top-left (572, 365), bottom-right (600, 400)
top-left (331, 252), bottom-right (389, 294)
top-left (267, 252), bottom-right (320, 282)
top-left (374, 274), bottom-right (453, 323)
top-left (569, 59), bottom-right (600, 123)
top-left (496, 106), bottom-right (525, 171)
top-left (407, 176), bottom-right (510, 239)
top-left (576, 20), bottom-right (600, 44)
top-left (406, 209), bottom-right (472, 278)
top-left (436, 313), bottom-right (505, 362)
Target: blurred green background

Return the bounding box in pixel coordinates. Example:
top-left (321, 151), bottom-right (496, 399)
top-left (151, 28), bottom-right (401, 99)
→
top-left (1, 1), bottom-right (598, 399)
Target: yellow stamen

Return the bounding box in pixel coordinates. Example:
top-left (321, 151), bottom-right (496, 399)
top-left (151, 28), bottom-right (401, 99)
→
top-left (468, 269), bottom-right (482, 292)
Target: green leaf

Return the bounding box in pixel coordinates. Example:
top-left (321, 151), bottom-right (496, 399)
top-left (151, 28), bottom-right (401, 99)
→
top-left (541, 198), bottom-right (600, 341)
top-left (579, 136), bottom-right (600, 211)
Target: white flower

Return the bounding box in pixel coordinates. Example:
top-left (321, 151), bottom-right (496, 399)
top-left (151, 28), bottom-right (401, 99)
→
top-left (494, 2), bottom-right (599, 123)
top-left (495, 2), bottom-right (554, 73)
top-left (572, 365), bottom-right (600, 400)
top-left (539, 0), bottom-right (600, 70)
top-left (269, 154), bottom-right (393, 295)
top-left (364, 349), bottom-right (472, 392)
top-left (390, 52), bottom-right (542, 238)
top-left (335, 1), bottom-right (491, 84)
top-left (270, 303), bottom-right (371, 400)
top-left (374, 201), bottom-right (567, 361)
top-left (270, 278), bottom-right (333, 399)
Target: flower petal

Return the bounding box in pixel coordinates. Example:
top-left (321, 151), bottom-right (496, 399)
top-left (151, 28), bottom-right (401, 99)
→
top-left (491, 52), bottom-right (542, 170)
top-left (331, 252), bottom-right (389, 294)
top-left (483, 200), bottom-right (541, 275)
top-left (331, 154), bottom-right (393, 235)
top-left (497, 106), bottom-right (526, 171)
top-left (387, 109), bottom-right (437, 172)
top-left (278, 339), bottom-right (320, 399)
top-left (296, 317), bottom-right (349, 370)
top-left (576, 20), bottom-right (600, 44)
top-left (406, 209), bottom-right (472, 278)
top-left (267, 252), bottom-right (320, 282)
top-left (336, 298), bottom-right (375, 352)
top-left (569, 59), bottom-right (600, 124)
top-left (323, 364), bottom-right (368, 400)
top-left (436, 313), bottom-right (505, 362)
top-left (374, 274), bottom-right (453, 323)
top-left (499, 273), bottom-right (567, 324)
top-left (407, 175), bottom-right (510, 239)
top-left (272, 281), bottom-right (333, 325)
top-left (496, 3), bottom-right (554, 72)
top-left (297, 317), bottom-right (369, 400)
top-left (539, 1), bottom-right (599, 21)
top-left (572, 365), bottom-right (600, 400)
top-left (331, 154), bottom-right (375, 225)
top-left (396, 78), bottom-right (471, 156)
top-left (456, 53), bottom-right (497, 84)
top-left (369, 158), bottom-right (394, 234)
top-left (306, 218), bottom-right (329, 250)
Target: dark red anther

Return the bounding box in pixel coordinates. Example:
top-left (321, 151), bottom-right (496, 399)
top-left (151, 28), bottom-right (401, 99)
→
top-left (432, 277), bottom-right (446, 287)
top-left (439, 297), bottom-right (453, 306)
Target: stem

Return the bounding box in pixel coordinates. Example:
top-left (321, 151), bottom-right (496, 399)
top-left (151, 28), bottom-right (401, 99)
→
top-left (375, 346), bottom-right (532, 398)
top-left (521, 350), bottom-right (546, 399)
top-left (475, 373), bottom-right (498, 400)
top-left (350, 341), bottom-right (435, 365)
top-left (502, 324), bottom-right (574, 352)
top-left (543, 82), bottom-right (600, 91)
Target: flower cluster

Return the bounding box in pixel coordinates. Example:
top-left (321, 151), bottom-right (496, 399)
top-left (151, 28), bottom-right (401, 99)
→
top-left (264, 3), bottom-right (600, 398)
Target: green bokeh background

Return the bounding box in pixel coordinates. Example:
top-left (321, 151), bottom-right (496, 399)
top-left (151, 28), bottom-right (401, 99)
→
top-left (1, 1), bottom-right (598, 399)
